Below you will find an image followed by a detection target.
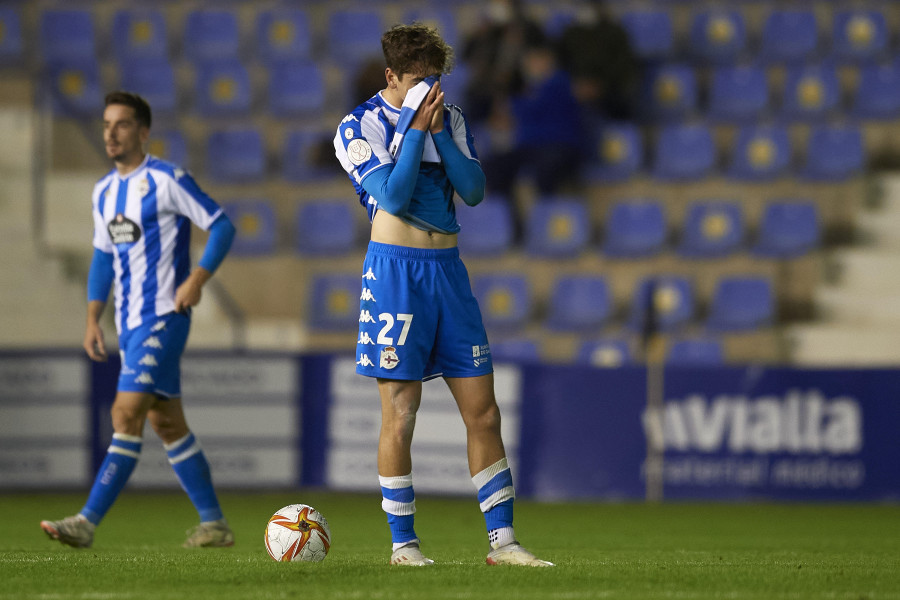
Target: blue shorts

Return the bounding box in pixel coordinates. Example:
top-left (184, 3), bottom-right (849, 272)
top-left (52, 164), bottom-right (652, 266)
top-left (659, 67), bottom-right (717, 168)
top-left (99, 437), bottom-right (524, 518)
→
top-left (356, 242), bottom-right (493, 381)
top-left (117, 311), bottom-right (190, 397)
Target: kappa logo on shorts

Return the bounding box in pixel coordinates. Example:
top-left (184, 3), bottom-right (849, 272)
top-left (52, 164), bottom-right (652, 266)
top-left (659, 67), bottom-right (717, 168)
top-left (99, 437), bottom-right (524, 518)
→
top-left (151, 320), bottom-right (166, 332)
top-left (360, 288), bottom-right (376, 302)
top-left (358, 331), bottom-right (375, 345)
top-left (357, 354), bottom-right (374, 367)
top-left (359, 310), bottom-right (376, 323)
top-left (362, 268), bottom-right (377, 281)
top-left (138, 354), bottom-right (158, 367)
top-left (380, 346), bottom-right (399, 370)
top-left (135, 372), bottom-right (154, 385)
top-left (142, 336), bottom-right (163, 349)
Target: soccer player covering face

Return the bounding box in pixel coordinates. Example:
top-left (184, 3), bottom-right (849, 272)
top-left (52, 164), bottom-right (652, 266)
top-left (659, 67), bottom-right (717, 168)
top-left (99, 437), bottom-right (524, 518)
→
top-left (40, 92), bottom-right (237, 549)
top-left (334, 24), bottom-right (552, 567)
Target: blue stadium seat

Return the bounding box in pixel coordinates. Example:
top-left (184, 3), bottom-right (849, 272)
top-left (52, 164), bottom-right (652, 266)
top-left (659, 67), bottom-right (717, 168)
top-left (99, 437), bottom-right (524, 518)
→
top-left (309, 274), bottom-right (361, 331)
top-left (403, 8), bottom-right (459, 49)
top-left (677, 201), bottom-right (744, 258)
top-left (653, 123), bottom-right (716, 180)
top-left (689, 9), bottom-right (747, 63)
top-left (206, 128), bottom-right (266, 183)
top-left (706, 276), bottom-right (775, 332)
top-left (545, 275), bottom-right (612, 332)
top-left (282, 129), bottom-right (341, 182)
top-left (267, 59), bottom-right (326, 117)
top-left (752, 200), bottom-right (821, 258)
top-left (0, 8), bottom-right (25, 64)
top-left (256, 8), bottom-right (312, 64)
top-left (221, 199), bottom-right (278, 256)
top-left (525, 200), bottom-right (590, 258)
top-left (620, 10), bottom-right (674, 60)
top-left (667, 337), bottom-right (725, 365)
top-left (602, 200), bottom-right (667, 258)
top-left (708, 65), bottom-right (769, 122)
top-left (489, 338), bottom-right (541, 364)
top-left (40, 10), bottom-right (95, 62)
top-left (147, 129), bottom-right (188, 168)
top-left (327, 9), bottom-right (384, 66)
top-left (194, 58), bottom-right (252, 117)
top-left (642, 64), bottom-right (698, 121)
top-left (802, 125), bottom-right (865, 181)
top-left (456, 196), bottom-right (514, 257)
top-left (629, 276), bottom-right (695, 333)
top-left (118, 57), bottom-right (177, 116)
top-left (852, 62), bottom-right (900, 120)
top-left (576, 339), bottom-right (633, 368)
top-left (112, 9), bottom-right (168, 60)
top-left (585, 122), bottom-right (643, 182)
top-left (295, 201), bottom-right (358, 256)
top-left (47, 60), bottom-right (102, 117)
top-left (728, 125), bottom-right (792, 181)
top-left (183, 9), bottom-right (240, 62)
top-left (471, 274), bottom-right (532, 332)
top-left (832, 10), bottom-right (888, 63)
top-left (760, 9), bottom-right (819, 63)
top-left (781, 64), bottom-right (840, 121)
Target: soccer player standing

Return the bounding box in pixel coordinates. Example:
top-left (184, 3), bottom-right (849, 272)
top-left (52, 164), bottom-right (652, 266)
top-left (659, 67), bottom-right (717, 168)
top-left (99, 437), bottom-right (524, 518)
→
top-left (40, 91), bottom-right (237, 549)
top-left (334, 24), bottom-right (552, 567)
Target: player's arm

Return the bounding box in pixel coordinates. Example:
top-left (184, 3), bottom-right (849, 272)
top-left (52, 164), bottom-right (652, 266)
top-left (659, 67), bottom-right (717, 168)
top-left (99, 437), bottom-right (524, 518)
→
top-left (84, 248), bottom-right (114, 361)
top-left (432, 128), bottom-right (485, 207)
top-left (174, 213), bottom-right (236, 312)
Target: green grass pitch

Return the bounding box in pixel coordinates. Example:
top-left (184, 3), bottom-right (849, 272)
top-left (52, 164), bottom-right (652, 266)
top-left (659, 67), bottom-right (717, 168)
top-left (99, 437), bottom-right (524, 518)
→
top-left (0, 491), bottom-right (898, 599)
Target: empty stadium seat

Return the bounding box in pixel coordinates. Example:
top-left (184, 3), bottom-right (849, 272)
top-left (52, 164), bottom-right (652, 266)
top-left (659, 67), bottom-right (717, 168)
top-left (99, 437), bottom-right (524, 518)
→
top-left (0, 8), bottom-right (25, 64)
top-left (576, 339), bottom-right (633, 368)
top-left (706, 276), bottom-right (775, 332)
top-left (221, 199), bottom-right (278, 256)
top-left (689, 9), bottom-right (747, 63)
top-left (256, 8), bottom-right (312, 64)
top-left (295, 201), bottom-right (358, 256)
top-left (206, 128), bottom-right (266, 182)
top-left (760, 10), bottom-right (819, 63)
top-left (308, 274), bottom-right (361, 331)
top-left (852, 62), bottom-right (900, 120)
top-left (267, 59), bottom-right (326, 117)
top-left (677, 201), bottom-right (744, 258)
top-left (112, 9), bottom-right (168, 60)
top-left (194, 58), bottom-right (252, 116)
top-left (47, 60), bottom-right (102, 117)
top-left (147, 129), bottom-right (188, 167)
top-left (602, 200), bottom-right (667, 258)
top-left (752, 200), bottom-right (821, 258)
top-left (620, 10), bottom-right (674, 60)
top-left (727, 125), bottom-right (792, 181)
top-left (40, 10), bottom-right (95, 62)
top-left (832, 10), bottom-right (888, 63)
top-left (653, 123), bottom-right (716, 180)
top-left (642, 64), bottom-right (698, 121)
top-left (667, 337), bottom-right (725, 365)
top-left (525, 200), bottom-right (590, 258)
top-left (471, 274), bottom-right (532, 331)
top-left (545, 275), bottom-right (613, 332)
top-left (782, 64), bottom-right (840, 121)
top-left (708, 65), bottom-right (769, 122)
top-left (456, 196), bottom-right (514, 256)
top-left (585, 122), bottom-right (643, 182)
top-left (327, 9), bottom-right (384, 66)
top-left (802, 124), bottom-right (865, 181)
top-left (629, 276), bottom-right (695, 333)
top-left (183, 9), bottom-right (240, 62)
top-left (489, 338), bottom-right (541, 363)
top-left (282, 129), bottom-right (341, 182)
top-left (118, 57), bottom-right (177, 116)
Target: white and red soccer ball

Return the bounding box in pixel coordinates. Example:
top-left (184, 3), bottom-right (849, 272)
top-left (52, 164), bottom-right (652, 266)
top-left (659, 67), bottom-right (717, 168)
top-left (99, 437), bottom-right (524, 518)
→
top-left (264, 504), bottom-right (331, 562)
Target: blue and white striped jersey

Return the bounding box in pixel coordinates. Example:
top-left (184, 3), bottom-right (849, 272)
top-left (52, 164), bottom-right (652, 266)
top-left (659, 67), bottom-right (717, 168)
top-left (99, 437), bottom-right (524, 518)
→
top-left (91, 154), bottom-right (223, 333)
top-left (333, 91), bottom-right (478, 232)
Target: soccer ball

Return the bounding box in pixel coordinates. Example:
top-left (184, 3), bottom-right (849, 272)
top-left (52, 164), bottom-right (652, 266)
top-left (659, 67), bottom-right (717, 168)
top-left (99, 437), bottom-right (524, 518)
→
top-left (264, 504), bottom-right (332, 562)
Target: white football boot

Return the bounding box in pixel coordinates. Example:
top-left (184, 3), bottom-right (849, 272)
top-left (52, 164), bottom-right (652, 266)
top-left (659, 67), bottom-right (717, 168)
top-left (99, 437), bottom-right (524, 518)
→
top-left (183, 519), bottom-right (235, 548)
top-left (486, 542), bottom-right (554, 567)
top-left (389, 542), bottom-right (434, 566)
top-left (40, 514), bottom-right (95, 549)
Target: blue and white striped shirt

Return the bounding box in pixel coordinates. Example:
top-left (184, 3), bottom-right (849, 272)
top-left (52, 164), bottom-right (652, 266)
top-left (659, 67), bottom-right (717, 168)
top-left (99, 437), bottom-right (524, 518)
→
top-left (91, 154), bottom-right (222, 333)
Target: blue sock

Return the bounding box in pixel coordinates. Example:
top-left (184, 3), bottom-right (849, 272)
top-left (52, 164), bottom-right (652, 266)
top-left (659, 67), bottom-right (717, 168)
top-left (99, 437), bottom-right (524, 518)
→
top-left (379, 473), bottom-right (418, 548)
top-left (165, 432), bottom-right (223, 522)
top-left (473, 457), bottom-right (517, 549)
top-left (80, 433), bottom-right (142, 525)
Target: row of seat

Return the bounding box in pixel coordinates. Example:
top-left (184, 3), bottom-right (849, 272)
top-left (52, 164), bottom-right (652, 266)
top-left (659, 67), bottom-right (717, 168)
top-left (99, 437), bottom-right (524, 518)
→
top-left (223, 197), bottom-right (821, 260)
top-left (309, 271), bottom-right (778, 334)
top-left (493, 335), bottom-right (726, 367)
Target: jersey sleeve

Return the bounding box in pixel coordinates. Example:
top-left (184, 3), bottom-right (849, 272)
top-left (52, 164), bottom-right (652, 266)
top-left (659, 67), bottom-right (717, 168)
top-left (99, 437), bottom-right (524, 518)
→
top-left (334, 109), bottom-right (393, 183)
top-left (91, 186), bottom-right (114, 253)
top-left (163, 169), bottom-right (223, 231)
top-left (448, 105), bottom-right (479, 162)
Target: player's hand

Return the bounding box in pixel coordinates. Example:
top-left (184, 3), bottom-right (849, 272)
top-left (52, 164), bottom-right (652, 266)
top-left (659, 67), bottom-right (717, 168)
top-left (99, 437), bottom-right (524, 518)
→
top-left (174, 278), bottom-right (202, 313)
top-left (411, 82), bottom-right (445, 133)
top-left (83, 321), bottom-right (108, 362)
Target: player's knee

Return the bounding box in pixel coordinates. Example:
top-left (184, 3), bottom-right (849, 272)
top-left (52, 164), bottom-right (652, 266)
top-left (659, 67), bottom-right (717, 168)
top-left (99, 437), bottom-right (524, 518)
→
top-left (110, 404), bottom-right (145, 436)
top-left (465, 403), bottom-right (501, 435)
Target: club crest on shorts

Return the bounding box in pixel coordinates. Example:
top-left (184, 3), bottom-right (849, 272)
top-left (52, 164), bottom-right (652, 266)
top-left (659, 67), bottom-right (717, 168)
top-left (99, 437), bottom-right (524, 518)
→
top-left (380, 346), bottom-right (399, 370)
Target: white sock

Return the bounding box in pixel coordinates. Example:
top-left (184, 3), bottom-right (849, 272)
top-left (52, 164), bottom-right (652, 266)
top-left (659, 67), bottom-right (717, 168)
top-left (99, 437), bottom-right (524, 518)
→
top-left (489, 526), bottom-right (516, 549)
top-left (392, 537), bottom-right (419, 552)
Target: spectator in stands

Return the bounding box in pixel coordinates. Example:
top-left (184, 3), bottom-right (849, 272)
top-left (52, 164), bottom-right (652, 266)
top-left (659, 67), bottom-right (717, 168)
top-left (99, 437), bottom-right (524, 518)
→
top-left (557, 0), bottom-right (641, 121)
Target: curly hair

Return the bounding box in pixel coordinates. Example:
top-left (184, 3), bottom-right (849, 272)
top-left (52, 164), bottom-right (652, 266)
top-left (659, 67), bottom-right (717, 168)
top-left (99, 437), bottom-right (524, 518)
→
top-left (381, 23), bottom-right (454, 79)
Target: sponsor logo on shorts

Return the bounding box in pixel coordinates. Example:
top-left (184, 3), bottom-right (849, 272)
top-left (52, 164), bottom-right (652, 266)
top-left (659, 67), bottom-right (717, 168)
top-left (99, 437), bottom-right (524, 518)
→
top-left (472, 344), bottom-right (491, 367)
top-left (138, 354), bottom-right (158, 367)
top-left (380, 346), bottom-right (399, 370)
top-left (142, 336), bottom-right (163, 349)
top-left (357, 354), bottom-right (374, 367)
top-left (135, 372), bottom-right (154, 385)
top-left (358, 332), bottom-right (375, 345)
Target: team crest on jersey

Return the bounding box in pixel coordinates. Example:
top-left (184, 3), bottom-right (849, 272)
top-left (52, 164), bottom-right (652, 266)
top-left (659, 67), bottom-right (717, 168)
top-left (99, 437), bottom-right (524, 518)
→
top-left (347, 139), bottom-right (372, 165)
top-left (108, 213), bottom-right (142, 245)
top-left (344, 127), bottom-right (354, 140)
top-left (138, 177), bottom-right (149, 197)
top-left (380, 346), bottom-right (399, 370)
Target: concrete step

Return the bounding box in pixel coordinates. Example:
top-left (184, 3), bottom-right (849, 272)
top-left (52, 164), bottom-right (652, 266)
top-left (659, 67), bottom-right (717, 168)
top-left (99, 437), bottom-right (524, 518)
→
top-left (815, 287), bottom-right (900, 326)
top-left (787, 324), bottom-right (900, 366)
top-left (830, 249), bottom-right (900, 292)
